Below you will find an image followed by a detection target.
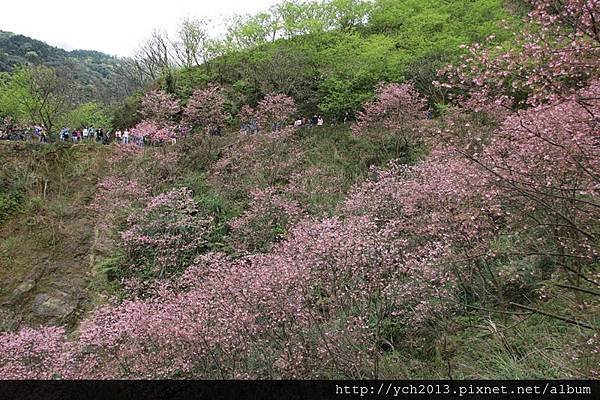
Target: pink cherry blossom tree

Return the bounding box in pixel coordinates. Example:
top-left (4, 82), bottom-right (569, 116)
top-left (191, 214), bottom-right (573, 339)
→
top-left (472, 80), bottom-right (600, 267)
top-left (228, 186), bottom-right (303, 252)
top-left (352, 82), bottom-right (427, 137)
top-left (0, 327), bottom-right (73, 379)
top-left (182, 84), bottom-right (229, 134)
top-left (256, 93), bottom-right (297, 132)
top-left (351, 82), bottom-right (428, 157)
top-left (129, 120), bottom-right (175, 144)
top-left (140, 89), bottom-right (181, 126)
top-left (120, 187), bottom-right (213, 288)
top-left (437, 0), bottom-right (600, 112)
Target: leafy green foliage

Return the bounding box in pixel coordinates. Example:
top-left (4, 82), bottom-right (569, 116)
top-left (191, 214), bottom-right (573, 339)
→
top-left (109, 94), bottom-right (143, 130)
top-left (169, 0), bottom-right (519, 120)
top-left (0, 66), bottom-right (74, 135)
top-left (65, 102), bottom-right (112, 130)
top-left (0, 191), bottom-right (21, 224)
top-left (0, 31), bottom-right (130, 104)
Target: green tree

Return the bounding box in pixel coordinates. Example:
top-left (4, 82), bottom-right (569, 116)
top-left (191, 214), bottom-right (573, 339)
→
top-left (65, 102), bottom-right (111, 130)
top-left (225, 12), bottom-right (281, 49)
top-left (110, 94), bottom-right (143, 130)
top-left (2, 66), bottom-right (74, 137)
top-left (325, 0), bottom-right (373, 31)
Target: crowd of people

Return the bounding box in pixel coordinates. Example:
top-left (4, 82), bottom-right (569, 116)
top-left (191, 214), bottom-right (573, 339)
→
top-left (0, 123), bottom-right (50, 142)
top-left (239, 114), bottom-right (325, 134)
top-left (294, 114), bottom-right (324, 127)
top-left (0, 120), bottom-right (142, 147)
top-left (2, 113), bottom-right (329, 144)
top-left (59, 127), bottom-right (113, 144)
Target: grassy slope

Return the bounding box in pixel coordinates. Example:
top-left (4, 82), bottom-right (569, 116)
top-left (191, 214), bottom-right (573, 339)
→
top-left (0, 124), bottom-right (598, 378)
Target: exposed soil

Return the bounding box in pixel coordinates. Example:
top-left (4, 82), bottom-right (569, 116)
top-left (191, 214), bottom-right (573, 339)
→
top-left (0, 142), bottom-right (109, 331)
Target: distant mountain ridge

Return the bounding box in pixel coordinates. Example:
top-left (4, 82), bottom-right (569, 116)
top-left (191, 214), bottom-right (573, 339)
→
top-left (0, 30), bottom-right (132, 103)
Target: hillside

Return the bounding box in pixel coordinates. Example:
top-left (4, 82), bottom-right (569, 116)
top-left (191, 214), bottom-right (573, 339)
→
top-left (0, 0), bottom-right (598, 382)
top-left (1, 115), bottom-right (598, 378)
top-left (0, 31), bottom-right (130, 103)
top-left (163, 0), bottom-right (523, 120)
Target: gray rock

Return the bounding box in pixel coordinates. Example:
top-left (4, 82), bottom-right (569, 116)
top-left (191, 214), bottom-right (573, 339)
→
top-left (12, 280), bottom-right (35, 296)
top-left (31, 293), bottom-right (75, 317)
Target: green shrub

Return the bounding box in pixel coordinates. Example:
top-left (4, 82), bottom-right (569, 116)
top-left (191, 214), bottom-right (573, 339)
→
top-left (0, 191), bottom-right (22, 223)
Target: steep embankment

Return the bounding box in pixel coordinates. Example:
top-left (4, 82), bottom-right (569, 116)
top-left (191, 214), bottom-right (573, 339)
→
top-left (1, 116), bottom-right (598, 378)
top-left (0, 123), bottom-right (407, 330)
top-left (0, 141), bottom-right (111, 330)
